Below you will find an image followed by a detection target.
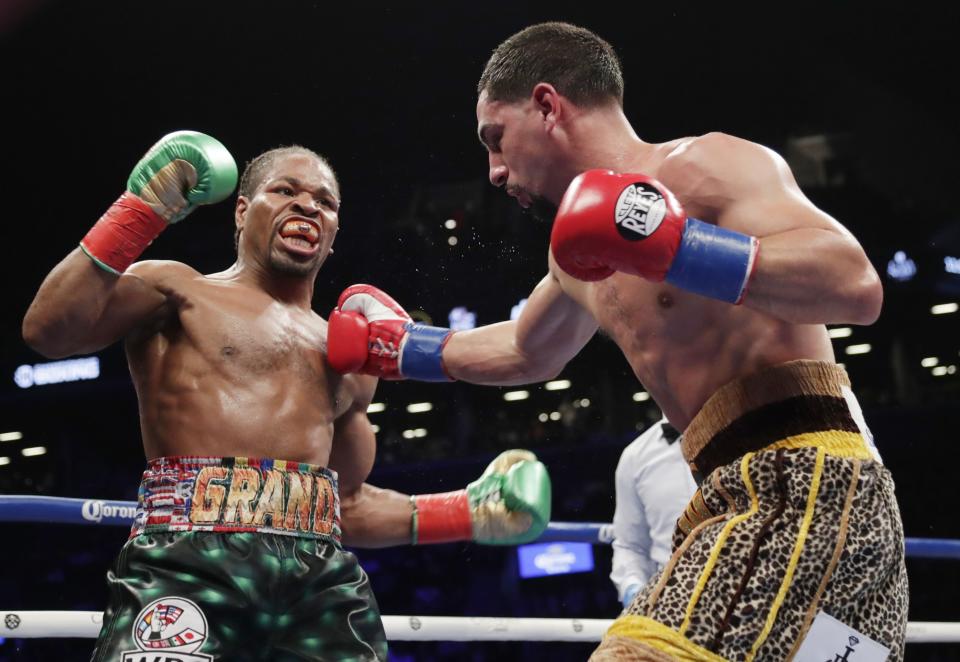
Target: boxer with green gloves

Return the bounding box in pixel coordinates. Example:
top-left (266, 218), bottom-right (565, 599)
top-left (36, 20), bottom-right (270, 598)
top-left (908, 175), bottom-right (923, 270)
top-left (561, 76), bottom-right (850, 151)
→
top-left (26, 134), bottom-right (556, 661)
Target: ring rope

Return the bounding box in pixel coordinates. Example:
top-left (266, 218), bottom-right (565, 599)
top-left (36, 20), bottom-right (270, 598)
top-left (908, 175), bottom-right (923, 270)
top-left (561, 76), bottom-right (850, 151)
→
top-left (2, 495), bottom-right (958, 559)
top-left (1, 612), bottom-right (958, 643)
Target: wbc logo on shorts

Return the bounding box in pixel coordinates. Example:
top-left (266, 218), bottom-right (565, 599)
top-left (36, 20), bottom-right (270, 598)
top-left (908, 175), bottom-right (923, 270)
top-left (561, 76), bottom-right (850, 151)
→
top-left (614, 182), bottom-right (666, 241)
top-left (122, 597), bottom-right (212, 662)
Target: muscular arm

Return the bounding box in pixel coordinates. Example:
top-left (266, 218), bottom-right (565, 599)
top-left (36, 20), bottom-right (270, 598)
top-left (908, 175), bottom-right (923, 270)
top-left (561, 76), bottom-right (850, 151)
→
top-left (338, 482), bottom-right (415, 548)
top-left (442, 269), bottom-right (598, 385)
top-left (333, 376), bottom-right (551, 548)
top-left (23, 132), bottom-right (235, 358)
top-left (23, 250), bottom-right (173, 358)
top-left (331, 374), bottom-right (415, 548)
top-left (665, 134), bottom-right (883, 325)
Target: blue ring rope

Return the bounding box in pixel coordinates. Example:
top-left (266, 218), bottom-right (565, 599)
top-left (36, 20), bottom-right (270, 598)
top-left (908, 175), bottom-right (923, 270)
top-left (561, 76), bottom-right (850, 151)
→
top-left (2, 495), bottom-right (958, 559)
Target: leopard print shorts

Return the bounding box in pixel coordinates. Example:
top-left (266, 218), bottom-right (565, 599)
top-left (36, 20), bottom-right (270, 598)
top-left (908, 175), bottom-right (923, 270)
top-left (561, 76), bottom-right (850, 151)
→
top-left (593, 448), bottom-right (907, 660)
top-left (591, 362), bottom-right (908, 661)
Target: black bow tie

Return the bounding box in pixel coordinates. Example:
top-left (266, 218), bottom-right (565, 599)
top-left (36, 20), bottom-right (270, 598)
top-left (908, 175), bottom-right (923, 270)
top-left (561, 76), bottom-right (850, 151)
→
top-left (660, 422), bottom-right (681, 444)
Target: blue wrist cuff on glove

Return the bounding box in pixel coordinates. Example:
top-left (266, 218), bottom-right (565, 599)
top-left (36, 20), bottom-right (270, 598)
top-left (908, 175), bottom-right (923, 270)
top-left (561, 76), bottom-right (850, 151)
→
top-left (400, 323), bottom-right (453, 382)
top-left (622, 583), bottom-right (641, 609)
top-left (664, 218), bottom-right (758, 304)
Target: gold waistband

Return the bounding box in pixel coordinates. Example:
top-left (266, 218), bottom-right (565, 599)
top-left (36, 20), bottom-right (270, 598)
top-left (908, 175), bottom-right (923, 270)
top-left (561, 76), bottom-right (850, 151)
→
top-left (681, 360), bottom-right (853, 470)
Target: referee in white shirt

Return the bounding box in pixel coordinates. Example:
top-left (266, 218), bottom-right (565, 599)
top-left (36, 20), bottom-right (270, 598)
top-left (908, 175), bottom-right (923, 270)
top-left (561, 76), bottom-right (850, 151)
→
top-left (610, 417), bottom-right (698, 608)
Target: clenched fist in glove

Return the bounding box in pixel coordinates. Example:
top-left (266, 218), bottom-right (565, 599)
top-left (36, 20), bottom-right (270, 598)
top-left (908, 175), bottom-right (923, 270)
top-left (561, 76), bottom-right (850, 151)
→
top-left (80, 131), bottom-right (237, 275)
top-left (550, 170), bottom-right (759, 304)
top-left (412, 449), bottom-right (552, 546)
top-left (327, 284), bottom-right (454, 381)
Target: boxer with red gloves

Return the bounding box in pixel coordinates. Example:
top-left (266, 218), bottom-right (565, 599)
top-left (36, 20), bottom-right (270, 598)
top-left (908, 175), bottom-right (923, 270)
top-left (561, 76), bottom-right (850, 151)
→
top-left (331, 21), bottom-right (903, 662)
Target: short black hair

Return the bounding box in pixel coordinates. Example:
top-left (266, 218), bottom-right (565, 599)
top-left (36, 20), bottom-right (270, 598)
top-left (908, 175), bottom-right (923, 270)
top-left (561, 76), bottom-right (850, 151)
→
top-left (478, 22), bottom-right (624, 107)
top-left (238, 145), bottom-right (337, 199)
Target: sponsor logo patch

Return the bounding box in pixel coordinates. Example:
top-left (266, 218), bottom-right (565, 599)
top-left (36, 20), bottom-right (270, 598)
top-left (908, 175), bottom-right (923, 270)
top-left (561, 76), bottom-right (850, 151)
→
top-left (614, 182), bottom-right (666, 240)
top-left (82, 499), bottom-right (138, 523)
top-left (793, 611), bottom-right (890, 661)
top-left (121, 597), bottom-right (212, 662)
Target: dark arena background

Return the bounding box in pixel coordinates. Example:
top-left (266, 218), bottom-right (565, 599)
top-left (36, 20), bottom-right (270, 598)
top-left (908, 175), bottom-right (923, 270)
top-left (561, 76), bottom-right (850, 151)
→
top-left (1, 2), bottom-right (959, 660)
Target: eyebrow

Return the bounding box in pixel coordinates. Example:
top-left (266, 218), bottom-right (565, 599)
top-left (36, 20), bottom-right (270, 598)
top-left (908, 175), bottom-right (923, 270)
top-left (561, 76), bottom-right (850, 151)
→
top-left (272, 176), bottom-right (340, 203)
top-left (478, 124), bottom-right (500, 151)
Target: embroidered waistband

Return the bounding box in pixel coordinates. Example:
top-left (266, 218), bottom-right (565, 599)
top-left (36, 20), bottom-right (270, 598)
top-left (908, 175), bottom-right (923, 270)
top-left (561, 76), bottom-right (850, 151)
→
top-left (130, 456), bottom-right (341, 544)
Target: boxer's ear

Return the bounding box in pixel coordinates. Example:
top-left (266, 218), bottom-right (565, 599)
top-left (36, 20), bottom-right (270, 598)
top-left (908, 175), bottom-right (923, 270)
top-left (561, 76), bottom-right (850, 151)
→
top-left (233, 196), bottom-right (249, 251)
top-left (236, 195), bottom-right (250, 227)
top-left (532, 83), bottom-right (562, 128)
top-left (235, 196), bottom-right (248, 228)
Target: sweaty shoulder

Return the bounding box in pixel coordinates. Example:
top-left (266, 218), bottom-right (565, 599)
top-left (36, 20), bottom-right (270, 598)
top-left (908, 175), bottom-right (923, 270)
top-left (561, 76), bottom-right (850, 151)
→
top-left (657, 132), bottom-right (794, 204)
top-left (125, 259), bottom-right (201, 288)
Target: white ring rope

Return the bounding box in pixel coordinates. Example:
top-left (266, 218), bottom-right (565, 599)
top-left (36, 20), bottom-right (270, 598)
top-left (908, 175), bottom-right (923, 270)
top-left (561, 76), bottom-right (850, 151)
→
top-left (2, 611), bottom-right (958, 643)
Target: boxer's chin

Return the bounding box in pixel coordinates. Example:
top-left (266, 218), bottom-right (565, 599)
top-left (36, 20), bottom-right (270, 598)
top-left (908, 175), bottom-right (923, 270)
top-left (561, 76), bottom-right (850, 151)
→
top-left (269, 247), bottom-right (319, 277)
top-left (528, 194), bottom-right (559, 224)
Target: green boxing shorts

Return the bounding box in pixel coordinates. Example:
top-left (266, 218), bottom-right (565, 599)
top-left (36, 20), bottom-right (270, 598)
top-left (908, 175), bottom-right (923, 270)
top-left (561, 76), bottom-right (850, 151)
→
top-left (90, 456), bottom-right (387, 661)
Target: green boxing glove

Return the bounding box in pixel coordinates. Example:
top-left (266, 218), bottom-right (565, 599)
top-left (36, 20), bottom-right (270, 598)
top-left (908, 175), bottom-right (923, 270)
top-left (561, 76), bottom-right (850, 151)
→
top-left (81, 131), bottom-right (237, 274)
top-left (412, 449), bottom-right (552, 545)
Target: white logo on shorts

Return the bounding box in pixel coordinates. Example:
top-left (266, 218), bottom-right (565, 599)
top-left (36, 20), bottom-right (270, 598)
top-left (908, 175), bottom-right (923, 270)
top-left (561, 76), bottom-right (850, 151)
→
top-left (614, 183), bottom-right (666, 240)
top-left (121, 597), bottom-right (212, 662)
top-left (793, 611), bottom-right (890, 661)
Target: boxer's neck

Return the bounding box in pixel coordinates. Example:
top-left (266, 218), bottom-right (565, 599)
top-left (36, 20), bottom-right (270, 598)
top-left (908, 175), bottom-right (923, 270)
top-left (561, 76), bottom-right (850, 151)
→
top-left (562, 105), bottom-right (654, 185)
top-left (216, 261), bottom-right (317, 308)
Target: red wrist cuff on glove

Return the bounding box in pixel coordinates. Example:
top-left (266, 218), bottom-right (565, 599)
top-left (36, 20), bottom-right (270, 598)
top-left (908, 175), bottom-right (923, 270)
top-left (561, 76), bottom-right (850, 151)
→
top-left (80, 192), bottom-right (167, 274)
top-left (412, 490), bottom-right (472, 544)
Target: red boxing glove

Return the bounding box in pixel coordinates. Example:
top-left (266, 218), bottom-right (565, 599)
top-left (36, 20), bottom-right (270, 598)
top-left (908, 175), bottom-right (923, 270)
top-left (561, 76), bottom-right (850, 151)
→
top-left (551, 170), bottom-right (759, 303)
top-left (327, 285), bottom-right (411, 379)
top-left (550, 170), bottom-right (685, 282)
top-left (327, 285), bottom-right (453, 381)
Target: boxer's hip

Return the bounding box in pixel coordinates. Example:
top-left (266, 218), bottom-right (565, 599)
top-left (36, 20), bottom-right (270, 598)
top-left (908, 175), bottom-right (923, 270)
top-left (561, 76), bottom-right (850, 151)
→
top-left (93, 530), bottom-right (386, 661)
top-left (592, 360), bottom-right (907, 660)
top-left (681, 359), bottom-right (878, 481)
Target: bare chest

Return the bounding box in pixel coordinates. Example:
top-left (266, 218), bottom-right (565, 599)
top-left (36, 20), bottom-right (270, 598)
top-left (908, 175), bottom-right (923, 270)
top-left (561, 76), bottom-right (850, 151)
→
top-left (192, 309), bottom-right (326, 378)
top-left (584, 274), bottom-right (719, 356)
top-left (139, 283), bottom-right (351, 414)
top-left (188, 293), bottom-right (322, 367)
